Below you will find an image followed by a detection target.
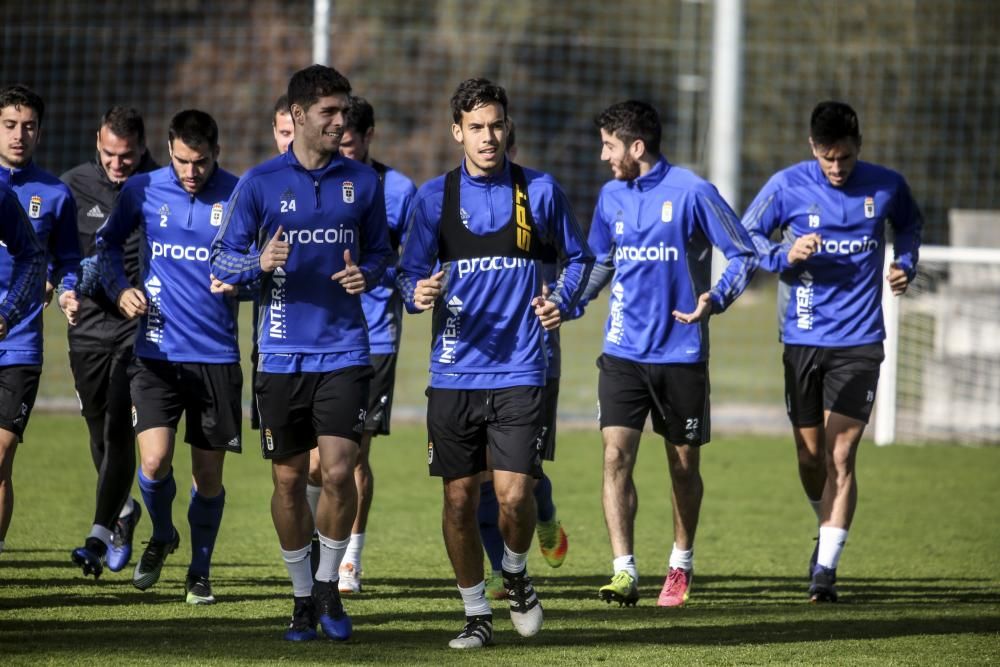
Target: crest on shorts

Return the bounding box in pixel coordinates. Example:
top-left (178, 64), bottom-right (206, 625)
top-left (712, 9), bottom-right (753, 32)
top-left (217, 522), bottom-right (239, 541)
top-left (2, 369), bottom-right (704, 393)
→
top-left (265, 428), bottom-right (274, 451)
top-left (211, 202), bottom-right (224, 226)
top-left (427, 441), bottom-right (434, 465)
top-left (28, 195), bottom-right (42, 219)
top-left (661, 201), bottom-right (673, 223)
top-left (342, 181), bottom-right (355, 204)
top-left (131, 405), bottom-right (138, 427)
top-left (864, 196), bottom-right (875, 219)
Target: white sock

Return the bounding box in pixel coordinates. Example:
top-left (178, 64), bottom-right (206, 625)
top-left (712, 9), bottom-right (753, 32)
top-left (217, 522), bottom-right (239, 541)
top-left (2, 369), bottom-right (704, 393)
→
top-left (817, 526), bottom-right (848, 569)
top-left (344, 532), bottom-right (365, 569)
top-left (458, 581), bottom-right (492, 618)
top-left (315, 533), bottom-right (349, 583)
top-left (88, 524), bottom-right (114, 549)
top-left (809, 498), bottom-right (822, 522)
top-left (668, 543), bottom-right (694, 571)
top-left (280, 544), bottom-right (314, 598)
top-left (613, 554), bottom-right (638, 580)
top-left (118, 497), bottom-right (135, 519)
top-left (501, 544), bottom-right (529, 574)
top-left (306, 484), bottom-right (322, 525)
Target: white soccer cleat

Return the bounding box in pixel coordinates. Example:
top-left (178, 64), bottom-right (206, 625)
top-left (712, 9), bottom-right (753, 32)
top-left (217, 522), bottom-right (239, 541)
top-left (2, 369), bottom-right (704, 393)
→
top-left (503, 569), bottom-right (543, 637)
top-left (337, 562), bottom-right (362, 594)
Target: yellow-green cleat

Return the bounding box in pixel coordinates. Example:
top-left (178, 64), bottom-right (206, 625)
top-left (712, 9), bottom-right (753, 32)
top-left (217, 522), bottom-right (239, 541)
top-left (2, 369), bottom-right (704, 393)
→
top-left (485, 570), bottom-right (507, 600)
top-left (599, 570), bottom-right (639, 607)
top-left (537, 519), bottom-right (568, 568)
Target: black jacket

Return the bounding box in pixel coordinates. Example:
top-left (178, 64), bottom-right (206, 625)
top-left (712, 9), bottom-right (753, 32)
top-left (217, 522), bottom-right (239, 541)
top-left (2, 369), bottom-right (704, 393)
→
top-left (60, 151), bottom-right (158, 351)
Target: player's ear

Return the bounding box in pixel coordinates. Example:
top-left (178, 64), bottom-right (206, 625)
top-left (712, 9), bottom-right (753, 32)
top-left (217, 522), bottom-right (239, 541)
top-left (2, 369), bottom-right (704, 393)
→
top-left (629, 138), bottom-right (646, 161)
top-left (291, 103), bottom-right (306, 126)
top-left (451, 123), bottom-right (463, 145)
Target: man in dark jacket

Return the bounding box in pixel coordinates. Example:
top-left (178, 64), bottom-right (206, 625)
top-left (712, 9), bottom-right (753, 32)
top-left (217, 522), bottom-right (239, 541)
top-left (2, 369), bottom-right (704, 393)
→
top-left (62, 106), bottom-right (157, 577)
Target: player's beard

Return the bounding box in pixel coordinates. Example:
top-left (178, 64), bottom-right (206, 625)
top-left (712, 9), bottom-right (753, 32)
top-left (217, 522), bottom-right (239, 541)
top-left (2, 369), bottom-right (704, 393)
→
top-left (617, 154), bottom-right (641, 181)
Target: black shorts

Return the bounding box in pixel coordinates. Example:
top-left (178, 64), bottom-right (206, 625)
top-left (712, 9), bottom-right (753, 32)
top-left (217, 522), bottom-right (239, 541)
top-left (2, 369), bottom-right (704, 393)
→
top-left (255, 365), bottom-right (371, 460)
top-left (249, 343), bottom-right (260, 430)
top-left (783, 343), bottom-right (884, 426)
top-left (69, 346), bottom-right (134, 421)
top-left (0, 364), bottom-right (41, 440)
top-left (540, 377), bottom-right (559, 461)
top-left (364, 354), bottom-right (397, 436)
top-left (129, 357), bottom-right (243, 452)
top-left (426, 385), bottom-right (544, 478)
top-left (597, 353), bottom-right (710, 446)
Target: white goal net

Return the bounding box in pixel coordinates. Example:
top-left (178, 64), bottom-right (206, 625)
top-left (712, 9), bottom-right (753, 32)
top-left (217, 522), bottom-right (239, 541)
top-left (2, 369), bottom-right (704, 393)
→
top-left (875, 244), bottom-right (1000, 446)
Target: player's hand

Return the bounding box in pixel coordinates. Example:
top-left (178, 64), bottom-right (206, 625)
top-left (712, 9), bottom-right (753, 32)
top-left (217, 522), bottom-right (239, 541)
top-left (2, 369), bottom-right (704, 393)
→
top-left (209, 273), bottom-right (237, 296)
top-left (788, 232), bottom-right (821, 265)
top-left (0, 315), bottom-right (7, 341)
top-left (259, 225), bottom-right (289, 273)
top-left (533, 296), bottom-right (561, 330)
top-left (117, 287), bottom-right (148, 319)
top-left (58, 289), bottom-right (80, 326)
top-left (413, 270), bottom-right (445, 311)
top-left (672, 291), bottom-right (713, 324)
top-left (43, 280), bottom-right (55, 308)
top-left (887, 262), bottom-right (910, 296)
top-left (331, 249), bottom-right (366, 295)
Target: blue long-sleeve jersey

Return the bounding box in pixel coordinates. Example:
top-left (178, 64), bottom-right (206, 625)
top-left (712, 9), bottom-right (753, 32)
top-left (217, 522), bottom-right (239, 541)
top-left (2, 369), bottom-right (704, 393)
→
top-left (0, 181), bottom-right (45, 362)
top-left (582, 157), bottom-right (757, 364)
top-left (3, 163), bottom-right (81, 365)
top-left (742, 159), bottom-right (922, 347)
top-left (97, 165), bottom-right (241, 363)
top-left (397, 159), bottom-right (594, 390)
top-left (364, 163), bottom-right (416, 355)
top-left (210, 149), bottom-right (392, 373)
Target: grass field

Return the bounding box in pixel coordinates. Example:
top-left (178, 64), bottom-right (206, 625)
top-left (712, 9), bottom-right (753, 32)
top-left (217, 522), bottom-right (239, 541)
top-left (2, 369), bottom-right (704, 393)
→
top-left (2, 416), bottom-right (998, 664)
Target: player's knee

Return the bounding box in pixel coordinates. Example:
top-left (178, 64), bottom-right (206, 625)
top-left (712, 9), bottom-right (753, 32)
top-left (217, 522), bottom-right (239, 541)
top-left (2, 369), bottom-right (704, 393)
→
top-left (273, 468), bottom-right (307, 500)
top-left (320, 461), bottom-right (354, 490)
top-left (668, 458), bottom-right (701, 487)
top-left (139, 453), bottom-right (170, 480)
top-left (797, 445), bottom-right (824, 469)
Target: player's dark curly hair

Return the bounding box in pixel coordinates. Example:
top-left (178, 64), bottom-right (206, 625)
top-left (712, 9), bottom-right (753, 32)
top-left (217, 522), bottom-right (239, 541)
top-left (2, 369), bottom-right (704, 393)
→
top-left (168, 109), bottom-right (218, 148)
top-left (101, 106), bottom-right (145, 145)
top-left (287, 65), bottom-right (352, 112)
top-left (810, 101), bottom-right (861, 147)
top-left (0, 84), bottom-right (45, 126)
top-left (450, 78), bottom-right (508, 124)
top-left (343, 96), bottom-right (375, 135)
top-left (594, 100), bottom-right (661, 156)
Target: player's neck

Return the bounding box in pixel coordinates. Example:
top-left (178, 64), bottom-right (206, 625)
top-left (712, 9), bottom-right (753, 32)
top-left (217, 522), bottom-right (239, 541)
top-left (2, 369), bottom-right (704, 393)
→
top-left (292, 143), bottom-right (334, 171)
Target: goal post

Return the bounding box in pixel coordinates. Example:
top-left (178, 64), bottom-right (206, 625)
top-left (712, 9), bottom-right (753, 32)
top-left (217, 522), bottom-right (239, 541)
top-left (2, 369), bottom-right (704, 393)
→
top-left (875, 244), bottom-right (1000, 446)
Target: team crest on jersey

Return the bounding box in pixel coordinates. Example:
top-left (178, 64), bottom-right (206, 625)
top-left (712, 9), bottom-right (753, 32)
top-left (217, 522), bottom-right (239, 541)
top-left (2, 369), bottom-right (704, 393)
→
top-left (211, 202), bottom-right (224, 226)
top-left (158, 203), bottom-right (170, 227)
top-left (28, 195), bottom-right (41, 219)
top-left (427, 441), bottom-right (434, 465)
top-left (661, 201), bottom-right (673, 223)
top-left (342, 181), bottom-right (355, 204)
top-left (807, 203), bottom-right (821, 228)
top-left (864, 196), bottom-right (875, 219)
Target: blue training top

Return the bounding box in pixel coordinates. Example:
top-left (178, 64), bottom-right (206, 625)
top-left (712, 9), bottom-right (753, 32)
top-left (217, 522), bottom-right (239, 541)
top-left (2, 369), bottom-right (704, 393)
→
top-left (0, 180), bottom-right (46, 363)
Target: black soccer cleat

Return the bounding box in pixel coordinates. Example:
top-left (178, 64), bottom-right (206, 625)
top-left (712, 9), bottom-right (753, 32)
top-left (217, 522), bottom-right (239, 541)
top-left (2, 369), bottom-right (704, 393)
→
top-left (132, 529), bottom-right (180, 591)
top-left (71, 537), bottom-right (107, 580)
top-left (808, 564), bottom-right (838, 603)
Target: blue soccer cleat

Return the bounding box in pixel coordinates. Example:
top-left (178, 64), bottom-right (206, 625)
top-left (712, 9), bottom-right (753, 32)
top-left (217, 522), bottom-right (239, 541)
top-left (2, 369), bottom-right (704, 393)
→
top-left (284, 596), bottom-right (319, 641)
top-left (809, 564), bottom-right (838, 603)
top-left (71, 538), bottom-right (107, 580)
top-left (107, 502), bottom-right (143, 573)
top-left (313, 580), bottom-right (352, 641)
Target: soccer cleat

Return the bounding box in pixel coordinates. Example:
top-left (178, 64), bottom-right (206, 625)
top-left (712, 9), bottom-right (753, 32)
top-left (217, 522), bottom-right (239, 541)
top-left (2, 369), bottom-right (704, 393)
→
top-left (536, 519), bottom-right (568, 568)
top-left (599, 570), bottom-right (639, 607)
top-left (448, 614), bottom-right (494, 649)
top-left (71, 538), bottom-right (107, 579)
top-left (284, 596), bottom-right (318, 641)
top-left (337, 562), bottom-right (362, 594)
top-left (107, 502), bottom-right (143, 572)
top-left (485, 570), bottom-right (507, 600)
top-left (657, 567), bottom-right (693, 607)
top-left (185, 573), bottom-right (216, 605)
top-left (313, 580), bottom-right (353, 641)
top-left (502, 568), bottom-right (543, 637)
top-left (132, 529), bottom-right (180, 591)
top-left (809, 565), bottom-right (838, 603)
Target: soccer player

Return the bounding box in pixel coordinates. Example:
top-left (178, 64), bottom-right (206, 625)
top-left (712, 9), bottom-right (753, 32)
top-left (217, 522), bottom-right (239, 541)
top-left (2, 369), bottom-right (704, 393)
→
top-left (477, 119), bottom-right (569, 602)
top-left (328, 95), bottom-right (417, 594)
top-left (63, 106), bottom-right (158, 575)
top-left (741, 101), bottom-right (922, 602)
top-left (272, 95), bottom-right (294, 156)
top-left (210, 65), bottom-right (391, 641)
top-left (0, 178), bottom-right (47, 558)
top-left (582, 100), bottom-right (757, 608)
top-left (0, 84), bottom-right (82, 557)
top-left (397, 78), bottom-right (593, 649)
top-left (92, 110), bottom-right (241, 604)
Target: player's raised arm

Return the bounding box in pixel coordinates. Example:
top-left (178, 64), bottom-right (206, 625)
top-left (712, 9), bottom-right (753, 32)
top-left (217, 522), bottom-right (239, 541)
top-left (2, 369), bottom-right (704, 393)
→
top-left (209, 179), bottom-right (267, 285)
